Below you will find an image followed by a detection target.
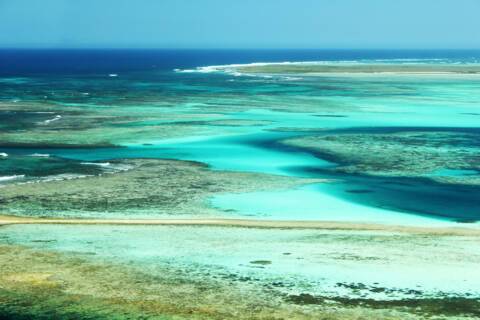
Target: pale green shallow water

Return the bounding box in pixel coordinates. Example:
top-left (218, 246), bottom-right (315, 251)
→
top-left (1, 224), bottom-right (479, 300)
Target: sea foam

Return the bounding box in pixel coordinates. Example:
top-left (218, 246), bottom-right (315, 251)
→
top-left (30, 153), bottom-right (50, 157)
top-left (0, 175), bottom-right (25, 182)
top-left (81, 162), bottom-right (111, 167)
top-left (42, 115), bottom-right (62, 124)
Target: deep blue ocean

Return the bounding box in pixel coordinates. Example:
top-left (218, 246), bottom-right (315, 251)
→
top-left (1, 49), bottom-right (480, 75)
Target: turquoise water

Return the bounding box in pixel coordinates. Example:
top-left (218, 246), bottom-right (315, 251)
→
top-left (1, 50), bottom-right (480, 224)
top-left (210, 184), bottom-right (440, 225)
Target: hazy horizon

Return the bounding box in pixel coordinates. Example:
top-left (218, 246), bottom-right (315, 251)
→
top-left (1, 0), bottom-right (479, 49)
top-left (2, 47), bottom-right (480, 51)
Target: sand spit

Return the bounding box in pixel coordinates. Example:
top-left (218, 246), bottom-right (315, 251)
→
top-left (1, 214), bottom-right (479, 236)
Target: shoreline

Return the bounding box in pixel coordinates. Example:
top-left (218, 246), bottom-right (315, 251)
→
top-left (1, 214), bottom-right (480, 235)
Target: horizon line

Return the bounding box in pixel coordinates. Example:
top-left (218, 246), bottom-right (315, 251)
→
top-left (1, 47), bottom-right (480, 51)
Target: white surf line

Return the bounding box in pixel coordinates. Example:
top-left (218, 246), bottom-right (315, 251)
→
top-left (29, 153), bottom-right (50, 157)
top-left (174, 59), bottom-right (480, 79)
top-left (0, 175), bottom-right (25, 182)
top-left (42, 115), bottom-right (62, 124)
top-left (173, 58), bottom-right (459, 73)
top-left (80, 162), bottom-right (111, 167)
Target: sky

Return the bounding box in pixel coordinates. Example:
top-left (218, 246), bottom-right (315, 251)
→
top-left (0, 0), bottom-right (479, 49)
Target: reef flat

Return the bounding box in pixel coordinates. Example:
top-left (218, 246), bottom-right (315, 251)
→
top-left (0, 158), bottom-right (314, 219)
top-left (1, 224), bottom-right (479, 319)
top-left (0, 100), bottom-right (222, 147)
top-left (281, 129), bottom-right (480, 183)
top-left (234, 63), bottom-right (480, 75)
